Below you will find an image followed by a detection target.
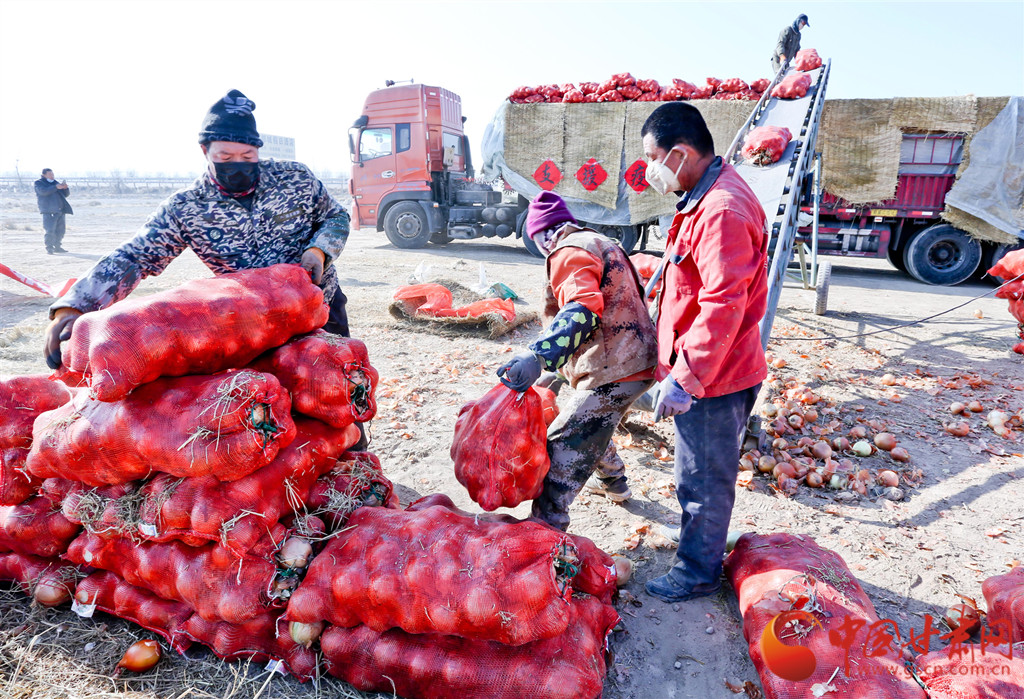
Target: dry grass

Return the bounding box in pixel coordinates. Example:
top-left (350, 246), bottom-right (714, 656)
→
top-left (0, 587), bottom-right (389, 699)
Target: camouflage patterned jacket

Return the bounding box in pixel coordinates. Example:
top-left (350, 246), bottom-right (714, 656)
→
top-left (50, 160), bottom-right (350, 316)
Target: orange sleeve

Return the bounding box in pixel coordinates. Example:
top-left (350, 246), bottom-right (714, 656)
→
top-left (547, 247), bottom-right (605, 317)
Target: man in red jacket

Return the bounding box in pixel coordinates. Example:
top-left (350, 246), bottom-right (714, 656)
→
top-left (640, 102), bottom-right (768, 602)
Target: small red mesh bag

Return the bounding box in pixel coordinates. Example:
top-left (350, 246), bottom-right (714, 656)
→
top-left (0, 496), bottom-right (81, 558)
top-left (306, 451), bottom-right (396, 530)
top-left (750, 78), bottom-right (771, 93)
top-left (917, 644), bottom-right (1024, 699)
top-left (135, 419), bottom-right (358, 554)
top-left (0, 446), bottom-right (37, 506)
top-left (74, 570), bottom-right (194, 652)
top-left (0, 375), bottom-right (72, 447)
top-left (65, 527), bottom-right (283, 624)
top-left (251, 330), bottom-right (378, 427)
top-left (0, 551), bottom-right (77, 606)
top-left (724, 533), bottom-right (926, 699)
top-left (322, 593), bottom-right (619, 699)
top-left (990, 250), bottom-right (1024, 352)
top-left (534, 385), bottom-right (560, 427)
top-left (57, 264), bottom-right (328, 402)
top-left (451, 384), bottom-right (550, 511)
top-left (793, 48), bottom-right (823, 71)
top-left (742, 126), bottom-right (794, 166)
top-left (407, 493), bottom-right (618, 604)
top-left (719, 77), bottom-right (748, 93)
top-left (983, 567), bottom-right (1024, 643)
top-left (285, 503), bottom-right (580, 646)
top-left (771, 72), bottom-right (812, 99)
top-left (26, 369), bottom-right (296, 486)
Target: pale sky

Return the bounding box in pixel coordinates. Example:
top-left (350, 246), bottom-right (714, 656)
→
top-left (1, 0), bottom-right (1021, 178)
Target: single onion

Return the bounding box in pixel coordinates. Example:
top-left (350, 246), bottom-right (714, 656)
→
top-left (289, 620), bottom-right (325, 648)
top-left (777, 474), bottom-right (799, 495)
top-left (763, 404), bottom-right (778, 418)
top-left (949, 402), bottom-right (966, 415)
top-left (877, 470), bottom-right (900, 488)
top-left (832, 437), bottom-right (851, 452)
top-left (788, 414), bottom-right (804, 429)
top-left (880, 373), bottom-right (898, 386)
top-left (829, 474), bottom-right (848, 490)
top-left (944, 604), bottom-right (981, 635)
top-left (803, 408), bottom-right (819, 423)
top-left (738, 455), bottom-right (756, 472)
top-left (967, 400), bottom-right (983, 413)
top-left (278, 537), bottom-right (313, 569)
top-left (612, 555), bottom-right (634, 586)
top-left (945, 422), bottom-right (970, 437)
top-left (758, 455), bottom-right (777, 473)
top-left (773, 462), bottom-right (797, 480)
top-left (806, 471), bottom-right (824, 488)
top-left (854, 469), bottom-right (872, 483)
top-left (773, 358), bottom-right (788, 369)
top-left (772, 438), bottom-right (789, 451)
top-left (725, 531), bottom-right (744, 553)
top-left (852, 481), bottom-right (868, 496)
top-left (852, 440), bottom-right (873, 457)
top-left (33, 578), bottom-right (71, 607)
top-left (115, 639), bottom-right (161, 675)
top-left (811, 442), bottom-right (833, 460)
top-left (890, 447), bottom-right (910, 463)
top-left (797, 436), bottom-right (815, 448)
top-left (874, 432), bottom-right (897, 451)
top-left (849, 425), bottom-right (868, 439)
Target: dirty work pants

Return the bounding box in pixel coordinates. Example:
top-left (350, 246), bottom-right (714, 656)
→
top-left (667, 383), bottom-right (760, 594)
top-left (532, 378), bottom-right (653, 531)
top-left (42, 213), bottom-right (66, 251)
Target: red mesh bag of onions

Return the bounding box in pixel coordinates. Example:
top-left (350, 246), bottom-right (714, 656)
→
top-left (0, 496), bottom-right (80, 558)
top-left (0, 447), bottom-right (37, 507)
top-left (983, 567), bottom-right (1024, 644)
top-left (182, 612), bottom-right (317, 681)
top-left (0, 375), bottom-right (72, 447)
top-left (26, 369), bottom-right (296, 487)
top-left (0, 551), bottom-right (77, 607)
top-left (250, 330), bottom-right (378, 427)
top-left (74, 570), bottom-right (194, 652)
top-left (741, 126), bottom-right (793, 166)
top-left (451, 383), bottom-right (550, 510)
top-left (916, 644), bottom-right (1024, 699)
top-left (771, 72), bottom-right (812, 99)
top-left (793, 48), bottom-right (823, 71)
top-left (65, 527), bottom-right (285, 624)
top-left (55, 264), bottom-right (328, 402)
top-left (321, 593), bottom-right (619, 699)
top-left (306, 451), bottom-right (398, 530)
top-left (406, 493), bottom-right (618, 604)
top-left (724, 533), bottom-right (926, 699)
top-left (285, 503), bottom-right (581, 646)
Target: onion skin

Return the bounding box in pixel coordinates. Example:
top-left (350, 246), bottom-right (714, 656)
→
top-left (874, 432), bottom-right (897, 451)
top-left (278, 537), bottom-right (313, 569)
top-left (877, 470), bottom-right (900, 488)
top-left (115, 639), bottom-right (161, 675)
top-left (890, 447), bottom-right (910, 463)
top-left (945, 604), bottom-right (981, 636)
top-left (612, 556), bottom-right (633, 586)
top-left (806, 471), bottom-right (824, 488)
top-left (289, 620), bottom-right (325, 648)
top-left (945, 422), bottom-right (970, 437)
top-left (849, 425), bottom-right (868, 439)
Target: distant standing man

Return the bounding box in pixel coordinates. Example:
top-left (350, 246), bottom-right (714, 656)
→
top-left (640, 103), bottom-right (768, 603)
top-left (35, 168), bottom-right (73, 254)
top-left (43, 89), bottom-right (352, 369)
top-left (771, 13), bottom-right (809, 74)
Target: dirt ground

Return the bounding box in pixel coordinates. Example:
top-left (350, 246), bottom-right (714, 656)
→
top-left (1, 189), bottom-right (1022, 699)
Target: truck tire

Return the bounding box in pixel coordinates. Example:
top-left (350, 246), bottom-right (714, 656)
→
top-left (593, 225), bottom-right (638, 254)
top-left (521, 231), bottom-right (544, 258)
top-left (384, 203), bottom-right (432, 249)
top-left (902, 224), bottom-right (982, 286)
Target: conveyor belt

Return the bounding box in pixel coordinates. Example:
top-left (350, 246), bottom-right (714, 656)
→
top-left (725, 60), bottom-right (832, 348)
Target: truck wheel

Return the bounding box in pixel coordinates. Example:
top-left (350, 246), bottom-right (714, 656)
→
top-left (886, 240), bottom-right (908, 273)
top-left (593, 225), bottom-right (638, 254)
top-left (521, 231), bottom-right (544, 258)
top-left (814, 260), bottom-right (831, 315)
top-left (384, 203), bottom-right (431, 249)
top-left (902, 224), bottom-right (982, 286)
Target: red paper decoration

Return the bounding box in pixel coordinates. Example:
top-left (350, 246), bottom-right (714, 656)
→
top-left (575, 159), bottom-right (607, 191)
top-left (624, 159), bottom-right (649, 193)
top-left (533, 160), bottom-right (562, 191)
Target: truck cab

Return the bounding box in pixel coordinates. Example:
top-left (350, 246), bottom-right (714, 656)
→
top-left (349, 83), bottom-right (524, 248)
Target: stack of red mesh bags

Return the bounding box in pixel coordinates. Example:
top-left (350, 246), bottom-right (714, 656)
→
top-left (741, 126), bottom-right (793, 166)
top-left (988, 249), bottom-right (1024, 354)
top-left (725, 533), bottom-right (927, 698)
top-left (285, 493), bottom-right (620, 698)
top-left (0, 264), bottom-right (388, 680)
top-left (508, 72), bottom-right (770, 103)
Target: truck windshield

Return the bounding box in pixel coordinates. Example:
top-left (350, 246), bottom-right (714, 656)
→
top-left (360, 128), bottom-right (393, 161)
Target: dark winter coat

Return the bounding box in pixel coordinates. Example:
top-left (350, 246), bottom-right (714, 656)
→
top-left (35, 178), bottom-right (73, 215)
top-left (772, 21), bottom-right (802, 64)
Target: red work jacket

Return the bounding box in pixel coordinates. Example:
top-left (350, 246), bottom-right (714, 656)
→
top-left (656, 159), bottom-right (769, 398)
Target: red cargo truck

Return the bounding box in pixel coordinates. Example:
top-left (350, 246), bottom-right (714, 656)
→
top-left (797, 133), bottom-right (1019, 285)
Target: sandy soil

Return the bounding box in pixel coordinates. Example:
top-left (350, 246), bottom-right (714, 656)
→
top-left (1, 189), bottom-right (1022, 698)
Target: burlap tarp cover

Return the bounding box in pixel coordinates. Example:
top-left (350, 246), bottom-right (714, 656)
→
top-left (500, 96), bottom-right (1017, 240)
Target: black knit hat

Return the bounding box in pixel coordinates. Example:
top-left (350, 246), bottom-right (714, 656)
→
top-left (198, 89), bottom-right (264, 147)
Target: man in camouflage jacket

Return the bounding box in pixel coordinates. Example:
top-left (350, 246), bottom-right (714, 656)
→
top-left (43, 90), bottom-right (351, 369)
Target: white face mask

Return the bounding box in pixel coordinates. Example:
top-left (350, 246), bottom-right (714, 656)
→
top-left (645, 147), bottom-right (686, 196)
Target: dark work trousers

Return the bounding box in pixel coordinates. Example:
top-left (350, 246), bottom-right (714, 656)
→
top-left (532, 378), bottom-right (654, 531)
top-left (42, 213), bottom-right (66, 251)
top-left (668, 383), bottom-right (760, 594)
top-left (322, 286), bottom-right (350, 337)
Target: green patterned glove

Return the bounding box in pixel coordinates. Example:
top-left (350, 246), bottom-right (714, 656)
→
top-left (528, 301), bottom-right (599, 371)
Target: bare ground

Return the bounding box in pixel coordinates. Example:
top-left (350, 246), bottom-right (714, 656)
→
top-left (1, 190), bottom-right (1022, 698)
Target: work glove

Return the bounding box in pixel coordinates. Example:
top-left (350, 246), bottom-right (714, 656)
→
top-left (43, 308), bottom-right (82, 370)
top-left (497, 352), bottom-right (543, 393)
top-left (652, 375), bottom-right (693, 422)
top-left (300, 248), bottom-right (326, 285)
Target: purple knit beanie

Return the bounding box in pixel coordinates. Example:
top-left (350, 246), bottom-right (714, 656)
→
top-left (526, 191), bottom-right (577, 239)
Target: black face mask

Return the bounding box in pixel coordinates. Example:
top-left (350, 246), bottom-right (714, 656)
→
top-left (212, 161), bottom-right (259, 193)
